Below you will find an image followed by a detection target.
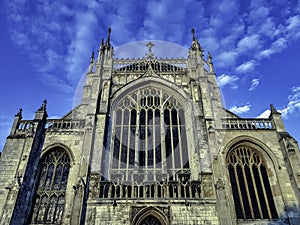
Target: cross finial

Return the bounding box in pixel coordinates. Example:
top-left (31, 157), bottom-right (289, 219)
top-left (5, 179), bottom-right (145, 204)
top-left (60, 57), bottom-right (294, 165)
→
top-left (146, 42), bottom-right (154, 54)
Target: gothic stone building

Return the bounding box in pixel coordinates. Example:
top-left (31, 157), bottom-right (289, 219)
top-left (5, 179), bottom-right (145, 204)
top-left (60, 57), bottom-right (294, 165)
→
top-left (0, 29), bottom-right (300, 225)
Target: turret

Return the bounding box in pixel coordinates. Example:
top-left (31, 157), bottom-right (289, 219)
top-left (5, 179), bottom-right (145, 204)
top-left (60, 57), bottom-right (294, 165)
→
top-left (105, 27), bottom-right (111, 50)
top-left (269, 104), bottom-right (286, 132)
top-left (188, 28), bottom-right (205, 79)
top-left (189, 28), bottom-right (204, 58)
top-left (34, 99), bottom-right (47, 120)
top-left (88, 52), bottom-right (95, 73)
top-left (207, 52), bottom-right (214, 74)
top-left (9, 108), bottom-right (23, 136)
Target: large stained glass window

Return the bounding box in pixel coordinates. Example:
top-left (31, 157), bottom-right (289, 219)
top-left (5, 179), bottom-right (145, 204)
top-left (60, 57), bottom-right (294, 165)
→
top-left (110, 87), bottom-right (189, 182)
top-left (30, 147), bottom-right (70, 224)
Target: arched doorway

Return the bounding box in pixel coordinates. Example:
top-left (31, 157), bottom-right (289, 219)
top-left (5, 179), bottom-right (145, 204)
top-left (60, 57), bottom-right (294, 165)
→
top-left (139, 215), bottom-right (162, 225)
top-left (132, 207), bottom-right (168, 225)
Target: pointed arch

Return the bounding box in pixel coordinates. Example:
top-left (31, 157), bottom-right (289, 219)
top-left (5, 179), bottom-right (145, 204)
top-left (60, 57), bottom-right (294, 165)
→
top-left (132, 207), bottom-right (169, 225)
top-left (42, 142), bottom-right (75, 165)
top-left (111, 76), bottom-right (191, 110)
top-left (30, 146), bottom-right (71, 224)
top-left (224, 136), bottom-right (279, 220)
top-left (223, 135), bottom-right (280, 170)
top-left (104, 80), bottom-right (191, 183)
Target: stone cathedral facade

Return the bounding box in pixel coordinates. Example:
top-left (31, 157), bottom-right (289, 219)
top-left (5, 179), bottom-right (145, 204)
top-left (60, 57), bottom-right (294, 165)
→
top-left (0, 29), bottom-right (300, 225)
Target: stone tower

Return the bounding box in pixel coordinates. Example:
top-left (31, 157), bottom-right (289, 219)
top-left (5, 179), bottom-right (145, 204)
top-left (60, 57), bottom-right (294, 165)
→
top-left (0, 29), bottom-right (300, 225)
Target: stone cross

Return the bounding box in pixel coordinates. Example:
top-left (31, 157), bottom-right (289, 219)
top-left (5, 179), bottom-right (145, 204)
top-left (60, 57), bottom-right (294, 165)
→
top-left (146, 42), bottom-right (154, 54)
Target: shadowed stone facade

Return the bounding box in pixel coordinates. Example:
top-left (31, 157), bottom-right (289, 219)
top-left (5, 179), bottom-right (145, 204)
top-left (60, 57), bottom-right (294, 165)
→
top-left (0, 29), bottom-right (300, 225)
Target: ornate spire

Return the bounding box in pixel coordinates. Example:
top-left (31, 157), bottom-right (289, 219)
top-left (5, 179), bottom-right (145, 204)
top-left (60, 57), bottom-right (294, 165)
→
top-left (35, 100), bottom-right (47, 120)
top-left (270, 104), bottom-right (280, 115)
top-left (90, 52), bottom-right (95, 64)
top-left (191, 28), bottom-right (195, 41)
top-left (89, 52), bottom-right (95, 72)
top-left (42, 99), bottom-right (47, 111)
top-left (190, 28), bottom-right (203, 56)
top-left (207, 52), bottom-right (214, 73)
top-left (15, 108), bottom-right (23, 118)
top-left (105, 27), bottom-right (111, 49)
top-left (100, 38), bottom-right (105, 52)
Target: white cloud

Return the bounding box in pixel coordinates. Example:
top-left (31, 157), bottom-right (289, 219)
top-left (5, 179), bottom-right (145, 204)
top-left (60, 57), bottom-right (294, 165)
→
top-left (257, 109), bottom-right (271, 118)
top-left (257, 87), bottom-right (300, 119)
top-left (236, 60), bottom-right (257, 73)
top-left (217, 74), bottom-right (239, 89)
top-left (287, 15), bottom-right (300, 31)
top-left (279, 86), bottom-right (300, 118)
top-left (215, 51), bottom-right (238, 68)
top-left (286, 15), bottom-right (300, 39)
top-left (4, 0), bottom-right (300, 97)
top-left (258, 37), bottom-right (287, 59)
top-left (237, 35), bottom-right (261, 53)
top-left (229, 104), bottom-right (251, 114)
top-left (66, 10), bottom-right (99, 81)
top-left (257, 18), bottom-right (276, 37)
top-left (249, 78), bottom-right (260, 91)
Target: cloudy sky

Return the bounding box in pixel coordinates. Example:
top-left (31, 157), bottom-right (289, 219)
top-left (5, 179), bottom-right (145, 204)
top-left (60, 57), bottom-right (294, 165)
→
top-left (1, 0), bottom-right (300, 150)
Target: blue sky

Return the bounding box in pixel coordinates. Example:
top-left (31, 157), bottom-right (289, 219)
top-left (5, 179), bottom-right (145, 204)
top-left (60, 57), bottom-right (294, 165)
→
top-left (1, 0), bottom-right (300, 150)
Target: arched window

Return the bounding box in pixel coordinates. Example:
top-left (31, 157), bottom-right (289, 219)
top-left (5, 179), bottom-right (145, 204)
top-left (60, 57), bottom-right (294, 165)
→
top-left (108, 87), bottom-right (189, 182)
top-left (30, 147), bottom-right (70, 224)
top-left (139, 215), bottom-right (162, 225)
top-left (227, 145), bottom-right (278, 220)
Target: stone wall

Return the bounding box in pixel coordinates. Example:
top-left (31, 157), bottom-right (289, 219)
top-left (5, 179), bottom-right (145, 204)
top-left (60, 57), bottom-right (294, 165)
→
top-left (85, 201), bottom-right (219, 225)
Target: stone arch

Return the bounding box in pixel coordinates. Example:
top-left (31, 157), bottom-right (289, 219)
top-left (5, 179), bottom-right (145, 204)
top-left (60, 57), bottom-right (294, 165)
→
top-left (223, 135), bottom-right (280, 220)
top-left (223, 135), bottom-right (280, 170)
top-left (111, 76), bottom-right (191, 110)
top-left (41, 142), bottom-right (75, 166)
top-left (132, 207), bottom-right (169, 225)
top-left (104, 77), bottom-right (194, 182)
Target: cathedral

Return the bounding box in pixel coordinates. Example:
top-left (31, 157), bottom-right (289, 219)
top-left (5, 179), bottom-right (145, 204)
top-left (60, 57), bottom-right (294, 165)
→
top-left (0, 28), bottom-right (300, 225)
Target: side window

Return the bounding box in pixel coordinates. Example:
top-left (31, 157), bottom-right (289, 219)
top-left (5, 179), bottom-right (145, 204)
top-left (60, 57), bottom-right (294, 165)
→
top-left (227, 145), bottom-right (278, 220)
top-left (30, 147), bottom-right (70, 224)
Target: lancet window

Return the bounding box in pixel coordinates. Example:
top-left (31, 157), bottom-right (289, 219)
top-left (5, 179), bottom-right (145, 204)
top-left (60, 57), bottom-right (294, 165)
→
top-left (227, 145), bottom-right (278, 220)
top-left (110, 87), bottom-right (189, 182)
top-left (30, 147), bottom-right (70, 224)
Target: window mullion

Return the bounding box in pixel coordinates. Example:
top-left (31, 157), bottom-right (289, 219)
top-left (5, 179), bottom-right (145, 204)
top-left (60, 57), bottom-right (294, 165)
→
top-left (126, 110), bottom-right (131, 180)
top-left (241, 164), bottom-right (255, 219)
top-left (118, 110), bottom-right (124, 171)
top-left (135, 90), bottom-right (141, 169)
top-left (233, 164), bottom-right (247, 219)
top-left (109, 111), bottom-right (117, 176)
top-left (249, 164), bottom-right (263, 219)
top-left (160, 93), bottom-right (166, 172)
top-left (176, 109), bottom-right (183, 169)
top-left (152, 109), bottom-right (156, 179)
top-left (169, 109), bottom-right (175, 177)
top-left (145, 109), bottom-right (148, 173)
top-left (257, 164), bottom-right (272, 219)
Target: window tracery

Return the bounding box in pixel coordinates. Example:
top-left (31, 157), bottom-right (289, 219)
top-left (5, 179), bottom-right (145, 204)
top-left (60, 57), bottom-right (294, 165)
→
top-left (110, 87), bottom-right (189, 182)
top-left (139, 215), bottom-right (162, 225)
top-left (30, 148), bottom-right (70, 224)
top-left (227, 145), bottom-right (278, 220)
